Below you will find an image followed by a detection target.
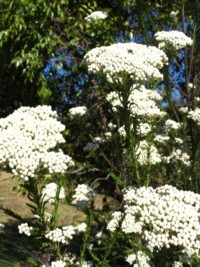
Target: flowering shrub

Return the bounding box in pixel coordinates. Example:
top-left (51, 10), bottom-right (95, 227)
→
top-left (1, 23), bottom-right (200, 267)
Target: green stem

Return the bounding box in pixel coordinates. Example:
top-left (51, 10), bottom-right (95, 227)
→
top-left (50, 183), bottom-right (61, 230)
top-left (121, 84), bottom-right (131, 147)
top-left (99, 233), bottom-right (116, 266)
top-left (130, 140), bottom-right (141, 186)
top-left (163, 64), bottom-right (180, 122)
top-left (79, 209), bottom-right (93, 267)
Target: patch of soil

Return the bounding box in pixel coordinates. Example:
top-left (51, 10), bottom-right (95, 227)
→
top-left (0, 171), bottom-right (119, 226)
top-left (0, 170), bottom-right (86, 225)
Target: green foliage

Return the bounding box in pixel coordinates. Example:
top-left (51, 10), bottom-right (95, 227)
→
top-left (0, 0), bottom-right (66, 115)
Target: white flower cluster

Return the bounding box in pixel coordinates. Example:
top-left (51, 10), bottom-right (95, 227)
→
top-left (84, 43), bottom-right (168, 83)
top-left (106, 91), bottom-right (122, 112)
top-left (0, 106), bottom-right (74, 180)
top-left (63, 254), bottom-right (93, 267)
top-left (63, 253), bottom-right (76, 265)
top-left (94, 136), bottom-right (105, 143)
top-left (126, 251), bottom-right (150, 267)
top-left (50, 260), bottom-right (66, 267)
top-left (129, 85), bottom-right (165, 118)
top-left (72, 184), bottom-right (96, 209)
top-left (154, 30), bottom-right (193, 51)
top-left (165, 119), bottom-right (181, 132)
top-left (18, 223), bottom-right (33, 236)
top-left (42, 260), bottom-right (66, 267)
top-left (169, 149), bottom-right (191, 166)
top-left (136, 140), bottom-right (162, 165)
top-left (109, 185), bottom-right (200, 256)
top-left (45, 223), bottom-right (87, 244)
top-left (187, 108), bottom-right (200, 126)
top-left (172, 262), bottom-right (183, 267)
top-left (77, 261), bottom-right (93, 267)
top-left (137, 123), bottom-right (152, 136)
top-left (69, 106), bottom-right (88, 118)
top-left (175, 137), bottom-right (183, 144)
top-left (107, 211), bottom-right (123, 232)
top-left (42, 150), bottom-right (74, 174)
top-left (41, 182), bottom-right (65, 204)
top-left (179, 106), bottom-right (188, 113)
top-left (154, 134), bottom-right (170, 143)
top-left (118, 125), bottom-right (126, 138)
top-left (106, 85), bottom-right (165, 119)
top-left (85, 11), bottom-right (108, 22)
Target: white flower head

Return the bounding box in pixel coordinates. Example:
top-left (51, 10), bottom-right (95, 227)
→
top-left (85, 11), bottom-right (108, 22)
top-left (94, 136), bottom-right (105, 143)
top-left (77, 261), bottom-right (93, 267)
top-left (126, 251), bottom-right (150, 266)
top-left (169, 149), bottom-right (191, 166)
top-left (75, 222), bottom-right (87, 233)
top-left (69, 106), bottom-right (88, 118)
top-left (18, 223), bottom-right (33, 236)
top-left (119, 185), bottom-right (200, 256)
top-left (188, 108), bottom-right (200, 126)
top-left (107, 211), bottom-right (123, 232)
top-left (41, 182), bottom-right (65, 204)
top-left (154, 134), bottom-right (170, 143)
top-left (0, 106), bottom-right (74, 180)
top-left (107, 85), bottom-right (165, 119)
top-left (165, 119), bottom-right (181, 132)
top-left (84, 43), bottom-right (168, 83)
top-left (172, 262), bottom-right (183, 267)
top-left (137, 123), bottom-right (151, 136)
top-left (155, 30), bottom-right (193, 51)
top-left (50, 260), bottom-right (66, 267)
top-left (179, 106), bottom-right (188, 113)
top-left (72, 184), bottom-right (96, 209)
top-left (136, 140), bottom-right (162, 165)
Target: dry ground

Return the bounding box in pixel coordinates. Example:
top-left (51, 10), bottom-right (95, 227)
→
top-left (0, 170), bottom-right (119, 225)
top-left (0, 170), bottom-right (87, 225)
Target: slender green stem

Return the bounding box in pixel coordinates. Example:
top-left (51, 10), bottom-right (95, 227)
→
top-left (163, 64), bottom-right (180, 122)
top-left (79, 209), bottom-right (93, 267)
top-left (99, 233), bottom-right (116, 267)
